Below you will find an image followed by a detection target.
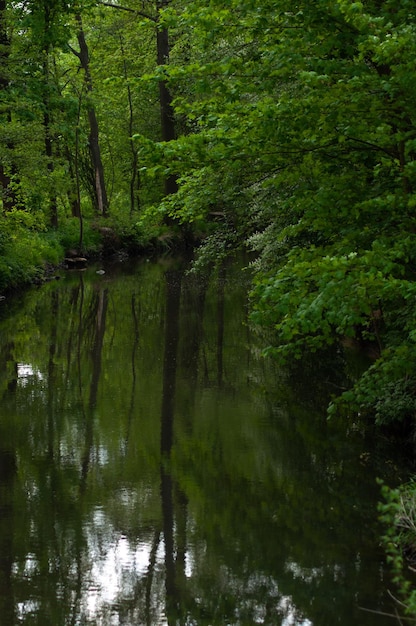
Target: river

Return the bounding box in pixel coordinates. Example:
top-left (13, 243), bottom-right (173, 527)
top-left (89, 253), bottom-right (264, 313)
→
top-left (0, 255), bottom-right (410, 625)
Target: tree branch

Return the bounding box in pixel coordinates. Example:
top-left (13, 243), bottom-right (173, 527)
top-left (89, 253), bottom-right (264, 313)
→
top-left (67, 43), bottom-right (81, 59)
top-left (346, 135), bottom-right (396, 159)
top-left (98, 1), bottom-right (157, 22)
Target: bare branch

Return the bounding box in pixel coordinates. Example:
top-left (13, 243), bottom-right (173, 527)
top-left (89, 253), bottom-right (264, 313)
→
top-left (358, 605), bottom-right (414, 621)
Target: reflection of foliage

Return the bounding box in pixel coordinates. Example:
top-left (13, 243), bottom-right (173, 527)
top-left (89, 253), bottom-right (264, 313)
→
top-left (171, 339), bottom-right (407, 623)
top-left (172, 403), bottom-right (390, 623)
top-left (0, 260), bottom-right (410, 624)
top-left (0, 261), bottom-right (168, 623)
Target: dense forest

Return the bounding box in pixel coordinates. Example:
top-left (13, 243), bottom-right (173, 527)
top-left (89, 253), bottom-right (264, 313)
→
top-left (1, 0), bottom-right (416, 614)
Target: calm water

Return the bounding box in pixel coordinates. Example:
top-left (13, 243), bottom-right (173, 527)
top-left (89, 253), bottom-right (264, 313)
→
top-left (0, 257), bottom-right (410, 625)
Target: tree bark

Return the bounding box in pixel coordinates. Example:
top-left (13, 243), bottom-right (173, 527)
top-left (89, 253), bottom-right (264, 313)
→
top-left (156, 0), bottom-right (178, 197)
top-left (0, 0), bottom-right (18, 213)
top-left (42, 57), bottom-right (58, 227)
top-left (75, 14), bottom-right (109, 216)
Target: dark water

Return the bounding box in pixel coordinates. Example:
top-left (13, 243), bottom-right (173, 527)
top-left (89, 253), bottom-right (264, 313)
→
top-left (0, 257), bottom-right (410, 625)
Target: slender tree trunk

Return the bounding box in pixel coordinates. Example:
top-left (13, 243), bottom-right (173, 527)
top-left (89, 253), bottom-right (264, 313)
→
top-left (43, 57), bottom-right (58, 227)
top-left (41, 4), bottom-right (58, 227)
top-left (119, 33), bottom-right (140, 214)
top-left (65, 147), bottom-right (81, 218)
top-left (49, 54), bottom-right (81, 220)
top-left (75, 14), bottom-right (109, 216)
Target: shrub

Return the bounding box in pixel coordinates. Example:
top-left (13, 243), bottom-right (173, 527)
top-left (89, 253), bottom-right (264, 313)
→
top-left (379, 479), bottom-right (416, 619)
top-left (57, 218), bottom-right (102, 255)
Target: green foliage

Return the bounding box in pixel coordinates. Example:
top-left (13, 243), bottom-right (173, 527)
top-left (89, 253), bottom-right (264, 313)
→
top-left (0, 216), bottom-right (63, 291)
top-left (379, 479), bottom-right (416, 619)
top-left (104, 213), bottom-right (161, 253)
top-left (148, 0), bottom-right (416, 425)
top-left (2, 0), bottom-right (416, 619)
top-left (56, 217), bottom-right (100, 254)
top-left (2, 0), bottom-right (416, 429)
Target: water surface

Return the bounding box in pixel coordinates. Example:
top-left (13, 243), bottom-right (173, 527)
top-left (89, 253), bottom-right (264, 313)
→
top-left (0, 257), bottom-right (409, 625)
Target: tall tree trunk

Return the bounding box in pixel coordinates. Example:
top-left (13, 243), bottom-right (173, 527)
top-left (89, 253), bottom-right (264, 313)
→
top-left (156, 0), bottom-right (194, 247)
top-left (156, 0), bottom-right (177, 198)
top-left (74, 14), bottom-right (109, 216)
top-left (43, 57), bottom-right (58, 227)
top-left (0, 0), bottom-right (18, 213)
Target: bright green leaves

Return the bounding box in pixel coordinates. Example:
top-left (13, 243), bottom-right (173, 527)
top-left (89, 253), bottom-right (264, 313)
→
top-left (254, 248), bottom-right (378, 353)
top-left (90, 0), bottom-right (416, 428)
top-left (378, 479), bottom-right (416, 614)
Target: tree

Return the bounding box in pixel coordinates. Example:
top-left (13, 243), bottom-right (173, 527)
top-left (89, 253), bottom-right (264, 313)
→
top-left (0, 0), bottom-right (81, 224)
top-left (70, 11), bottom-right (109, 216)
top-left (156, 0), bottom-right (177, 197)
top-left (0, 0), bottom-right (18, 213)
top-left (139, 0), bottom-right (416, 424)
top-left (102, 0), bottom-right (180, 207)
top-left (33, 0), bottom-right (63, 227)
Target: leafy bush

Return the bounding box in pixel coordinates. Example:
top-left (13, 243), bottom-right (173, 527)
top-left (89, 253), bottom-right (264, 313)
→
top-left (379, 479), bottom-right (416, 619)
top-left (0, 219), bottom-right (63, 292)
top-left (56, 218), bottom-right (101, 255)
top-left (106, 214), bottom-right (158, 253)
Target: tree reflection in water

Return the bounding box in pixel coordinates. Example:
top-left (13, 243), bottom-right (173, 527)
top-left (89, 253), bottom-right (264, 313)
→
top-left (0, 257), bottom-right (410, 625)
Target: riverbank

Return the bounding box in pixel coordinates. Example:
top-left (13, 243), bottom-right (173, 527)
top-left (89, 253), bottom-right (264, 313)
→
top-left (0, 215), bottom-right (184, 296)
